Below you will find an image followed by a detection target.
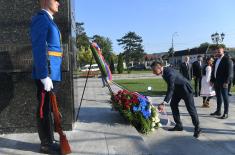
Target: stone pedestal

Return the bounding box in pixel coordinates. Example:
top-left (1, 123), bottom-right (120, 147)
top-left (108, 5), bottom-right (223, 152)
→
top-left (0, 0), bottom-right (76, 134)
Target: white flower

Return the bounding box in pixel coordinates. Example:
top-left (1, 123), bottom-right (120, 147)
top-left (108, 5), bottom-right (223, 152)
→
top-left (155, 116), bottom-right (160, 123)
top-left (151, 128), bottom-right (155, 132)
top-left (151, 122), bottom-right (156, 127)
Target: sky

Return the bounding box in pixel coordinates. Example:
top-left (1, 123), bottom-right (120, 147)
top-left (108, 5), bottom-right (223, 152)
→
top-left (75, 0), bottom-right (235, 54)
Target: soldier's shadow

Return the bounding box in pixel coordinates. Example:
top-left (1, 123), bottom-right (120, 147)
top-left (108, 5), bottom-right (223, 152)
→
top-left (0, 51), bottom-right (14, 114)
top-left (0, 137), bottom-right (40, 154)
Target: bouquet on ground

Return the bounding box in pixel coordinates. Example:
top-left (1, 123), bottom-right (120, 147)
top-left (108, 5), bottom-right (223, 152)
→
top-left (111, 89), bottom-right (160, 134)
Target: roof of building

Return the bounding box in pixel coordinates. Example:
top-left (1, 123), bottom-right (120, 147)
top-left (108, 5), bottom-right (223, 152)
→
top-left (173, 47), bottom-right (208, 57)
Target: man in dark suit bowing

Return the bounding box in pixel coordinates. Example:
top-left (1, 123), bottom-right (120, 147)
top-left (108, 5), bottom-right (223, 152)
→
top-left (210, 44), bottom-right (232, 119)
top-left (180, 56), bottom-right (192, 81)
top-left (151, 61), bottom-right (201, 138)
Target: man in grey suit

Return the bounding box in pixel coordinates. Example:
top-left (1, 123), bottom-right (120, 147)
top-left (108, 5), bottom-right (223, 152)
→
top-left (151, 61), bottom-right (201, 138)
top-left (180, 56), bottom-right (192, 81)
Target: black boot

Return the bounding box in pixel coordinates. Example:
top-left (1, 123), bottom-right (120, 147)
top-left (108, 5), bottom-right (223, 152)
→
top-left (40, 144), bottom-right (60, 154)
top-left (168, 125), bottom-right (183, 131)
top-left (193, 127), bottom-right (201, 138)
top-left (218, 114), bottom-right (228, 119)
top-left (210, 111), bottom-right (221, 116)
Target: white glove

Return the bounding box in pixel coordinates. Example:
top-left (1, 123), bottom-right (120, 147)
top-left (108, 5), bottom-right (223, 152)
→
top-left (40, 77), bottom-right (53, 92)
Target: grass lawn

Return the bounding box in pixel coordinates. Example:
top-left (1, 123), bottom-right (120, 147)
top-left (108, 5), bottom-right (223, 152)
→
top-left (73, 69), bottom-right (152, 75)
top-left (114, 78), bottom-right (235, 96)
top-left (119, 70), bottom-right (152, 74)
top-left (114, 78), bottom-right (167, 96)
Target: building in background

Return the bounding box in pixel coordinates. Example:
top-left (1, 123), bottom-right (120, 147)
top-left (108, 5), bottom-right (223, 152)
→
top-left (164, 46), bottom-right (235, 69)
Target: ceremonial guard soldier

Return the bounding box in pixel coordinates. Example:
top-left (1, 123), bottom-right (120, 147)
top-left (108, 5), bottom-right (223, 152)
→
top-left (30, 0), bottom-right (63, 154)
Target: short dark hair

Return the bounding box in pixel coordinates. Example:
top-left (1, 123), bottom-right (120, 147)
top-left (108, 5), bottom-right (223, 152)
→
top-left (150, 61), bottom-right (163, 68)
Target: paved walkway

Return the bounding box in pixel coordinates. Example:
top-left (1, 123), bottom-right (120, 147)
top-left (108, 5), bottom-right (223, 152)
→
top-left (0, 77), bottom-right (235, 155)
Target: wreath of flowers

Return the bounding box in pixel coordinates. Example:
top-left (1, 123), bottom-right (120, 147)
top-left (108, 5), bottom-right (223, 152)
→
top-left (112, 89), bottom-right (160, 134)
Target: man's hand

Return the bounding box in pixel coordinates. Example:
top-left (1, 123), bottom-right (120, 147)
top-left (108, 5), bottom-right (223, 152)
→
top-left (223, 83), bottom-right (228, 88)
top-left (41, 77), bottom-right (53, 92)
top-left (158, 103), bottom-right (165, 112)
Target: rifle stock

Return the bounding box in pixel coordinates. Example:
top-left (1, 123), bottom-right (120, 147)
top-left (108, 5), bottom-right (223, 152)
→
top-left (50, 92), bottom-right (72, 155)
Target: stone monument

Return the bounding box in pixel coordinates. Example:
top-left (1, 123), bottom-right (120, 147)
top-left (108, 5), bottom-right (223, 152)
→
top-left (0, 0), bottom-right (77, 133)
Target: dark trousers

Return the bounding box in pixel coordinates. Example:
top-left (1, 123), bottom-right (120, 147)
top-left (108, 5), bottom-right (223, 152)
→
top-left (170, 89), bottom-right (200, 129)
top-left (35, 80), bottom-right (60, 146)
top-left (214, 83), bottom-right (229, 114)
top-left (194, 77), bottom-right (202, 96)
top-left (228, 79), bottom-right (232, 94)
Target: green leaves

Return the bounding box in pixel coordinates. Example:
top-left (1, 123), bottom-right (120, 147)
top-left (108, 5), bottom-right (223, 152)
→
top-left (117, 31), bottom-right (145, 66)
top-left (92, 35), bottom-right (113, 63)
top-left (117, 53), bottom-right (124, 74)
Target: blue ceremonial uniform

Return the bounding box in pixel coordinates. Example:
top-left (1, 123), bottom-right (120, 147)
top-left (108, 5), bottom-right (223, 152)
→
top-left (30, 10), bottom-right (62, 81)
top-left (30, 10), bottom-right (63, 148)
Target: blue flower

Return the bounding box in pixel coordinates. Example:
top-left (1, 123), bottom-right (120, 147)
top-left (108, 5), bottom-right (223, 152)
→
top-left (138, 97), bottom-right (148, 107)
top-left (133, 106), bottom-right (141, 112)
top-left (133, 106), bottom-right (138, 112)
top-left (142, 110), bottom-right (151, 119)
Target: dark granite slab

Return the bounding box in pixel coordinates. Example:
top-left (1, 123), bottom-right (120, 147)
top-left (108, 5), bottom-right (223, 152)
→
top-left (0, 0), bottom-right (76, 134)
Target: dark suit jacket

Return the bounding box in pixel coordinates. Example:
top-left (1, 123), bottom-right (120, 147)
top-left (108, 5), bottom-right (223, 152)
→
top-left (162, 67), bottom-right (193, 103)
top-left (233, 63), bottom-right (235, 85)
top-left (229, 59), bottom-right (234, 80)
top-left (180, 62), bottom-right (192, 81)
top-left (192, 61), bottom-right (203, 78)
top-left (210, 56), bottom-right (233, 85)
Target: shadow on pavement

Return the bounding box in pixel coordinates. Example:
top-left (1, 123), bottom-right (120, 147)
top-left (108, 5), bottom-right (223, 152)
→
top-left (146, 135), bottom-right (235, 155)
top-left (70, 129), bottom-right (143, 143)
top-left (0, 137), bottom-right (39, 154)
top-left (75, 107), bottom-right (129, 125)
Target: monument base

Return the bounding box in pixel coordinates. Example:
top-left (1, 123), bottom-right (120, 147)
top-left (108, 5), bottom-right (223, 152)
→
top-left (0, 72), bottom-right (74, 134)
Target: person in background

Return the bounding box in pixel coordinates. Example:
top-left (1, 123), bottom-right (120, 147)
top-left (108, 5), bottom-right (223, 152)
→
top-left (180, 56), bottom-right (192, 81)
top-left (210, 45), bottom-right (232, 119)
top-left (226, 54), bottom-right (234, 96)
top-left (192, 55), bottom-right (203, 97)
top-left (151, 61), bottom-right (201, 138)
top-left (200, 57), bottom-right (215, 107)
top-left (233, 58), bottom-right (235, 86)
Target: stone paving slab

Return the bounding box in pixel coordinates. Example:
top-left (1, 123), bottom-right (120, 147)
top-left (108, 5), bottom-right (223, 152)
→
top-left (147, 95), bottom-right (235, 155)
top-left (0, 77), bottom-right (234, 155)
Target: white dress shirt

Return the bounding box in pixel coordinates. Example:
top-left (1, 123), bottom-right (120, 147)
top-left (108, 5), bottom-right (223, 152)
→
top-left (42, 9), bottom-right (54, 20)
top-left (214, 56), bottom-right (223, 78)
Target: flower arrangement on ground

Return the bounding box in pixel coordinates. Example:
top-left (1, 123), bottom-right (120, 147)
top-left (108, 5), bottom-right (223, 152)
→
top-left (111, 89), bottom-right (160, 134)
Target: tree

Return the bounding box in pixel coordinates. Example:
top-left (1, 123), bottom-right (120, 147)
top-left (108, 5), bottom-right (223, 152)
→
top-left (168, 47), bottom-right (174, 57)
top-left (110, 56), bottom-right (115, 74)
top-left (75, 22), bottom-right (90, 50)
top-left (117, 31), bottom-right (145, 66)
top-left (77, 47), bottom-right (94, 66)
top-left (75, 22), bottom-right (91, 68)
top-left (117, 53), bottom-right (124, 74)
top-left (92, 35), bottom-right (113, 62)
top-left (199, 42), bottom-right (210, 48)
top-left (76, 22), bottom-right (85, 35)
